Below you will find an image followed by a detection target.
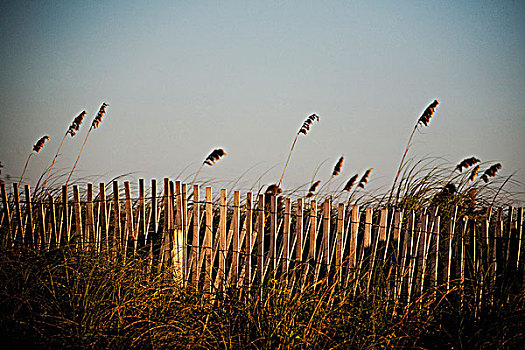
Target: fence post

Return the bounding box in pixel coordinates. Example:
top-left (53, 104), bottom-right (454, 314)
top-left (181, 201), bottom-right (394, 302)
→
top-left (215, 188), bottom-right (227, 291)
top-left (189, 184), bottom-right (200, 286)
top-left (282, 197), bottom-right (291, 276)
top-left (48, 194), bottom-right (57, 249)
top-left (517, 207), bottom-right (524, 287)
top-left (112, 181), bottom-right (121, 252)
top-left (98, 183), bottom-right (108, 252)
top-left (124, 181), bottom-right (134, 258)
top-left (149, 179), bottom-right (158, 267)
top-left (72, 185), bottom-right (82, 250)
top-left (12, 183), bottom-right (23, 246)
top-left (446, 207), bottom-right (458, 292)
top-left (138, 179), bottom-right (146, 250)
top-left (86, 184), bottom-right (95, 251)
top-left (1, 184), bottom-right (12, 246)
top-left (335, 203), bottom-right (345, 273)
top-left (61, 185), bottom-right (69, 246)
top-left (268, 194), bottom-right (277, 274)
top-left (321, 199), bottom-right (331, 276)
top-left (24, 185), bottom-right (34, 248)
top-left (309, 200), bottom-right (317, 273)
top-left (257, 194), bottom-right (265, 284)
top-left (244, 192), bottom-right (253, 287)
top-left (231, 190), bottom-right (241, 286)
top-left (203, 187), bottom-right (213, 293)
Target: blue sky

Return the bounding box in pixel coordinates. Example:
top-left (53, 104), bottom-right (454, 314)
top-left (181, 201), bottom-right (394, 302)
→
top-left (1, 1), bottom-right (524, 200)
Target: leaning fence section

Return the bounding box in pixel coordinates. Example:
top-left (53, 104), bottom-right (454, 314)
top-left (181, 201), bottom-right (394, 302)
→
top-left (1, 180), bottom-right (524, 306)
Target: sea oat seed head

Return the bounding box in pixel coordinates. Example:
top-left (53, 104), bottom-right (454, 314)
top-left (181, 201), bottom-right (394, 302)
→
top-left (306, 180), bottom-right (321, 197)
top-left (204, 148), bottom-right (226, 166)
top-left (299, 114), bottom-right (320, 135)
top-left (469, 165), bottom-right (480, 182)
top-left (357, 168), bottom-right (372, 189)
top-left (456, 157), bottom-right (481, 173)
top-left (265, 184), bottom-right (282, 196)
top-left (33, 136), bottom-right (50, 153)
top-left (480, 163), bottom-right (502, 183)
top-left (332, 156), bottom-right (344, 176)
top-left (67, 111), bottom-right (87, 136)
top-left (343, 174), bottom-right (358, 191)
top-left (418, 99), bottom-right (439, 127)
top-left (92, 102), bottom-right (109, 129)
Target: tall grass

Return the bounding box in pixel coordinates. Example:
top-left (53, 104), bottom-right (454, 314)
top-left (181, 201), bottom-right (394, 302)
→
top-left (1, 246), bottom-right (523, 349)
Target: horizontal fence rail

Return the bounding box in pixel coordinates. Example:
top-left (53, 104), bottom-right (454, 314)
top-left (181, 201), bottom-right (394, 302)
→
top-left (1, 180), bottom-right (524, 308)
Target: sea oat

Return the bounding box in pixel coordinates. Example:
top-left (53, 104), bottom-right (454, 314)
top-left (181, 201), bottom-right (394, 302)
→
top-left (480, 163), bottom-right (502, 183)
top-left (389, 100), bottom-right (440, 203)
top-left (343, 174), bottom-right (358, 191)
top-left (299, 114), bottom-right (320, 135)
top-left (19, 135), bottom-right (50, 186)
top-left (456, 157), bottom-right (481, 173)
top-left (418, 100), bottom-right (439, 127)
top-left (306, 180), bottom-right (321, 198)
top-left (278, 113), bottom-right (320, 187)
top-left (265, 184), bottom-right (282, 196)
top-left (67, 111), bottom-right (87, 136)
top-left (92, 102), bottom-right (108, 129)
top-left (357, 169), bottom-right (372, 189)
top-left (33, 136), bottom-right (49, 153)
top-left (469, 165), bottom-right (480, 182)
top-left (67, 103), bottom-right (109, 185)
top-left (332, 156), bottom-right (344, 176)
top-left (204, 148), bottom-right (226, 166)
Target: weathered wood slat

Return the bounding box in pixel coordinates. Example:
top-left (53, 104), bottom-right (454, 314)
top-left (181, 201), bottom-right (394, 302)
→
top-left (257, 194), bottom-right (265, 283)
top-left (112, 181), bottom-right (121, 251)
top-left (72, 185), bottom-right (82, 249)
top-left (231, 190), bottom-right (241, 285)
top-left (1, 184), bottom-right (12, 246)
top-left (86, 184), bottom-right (95, 251)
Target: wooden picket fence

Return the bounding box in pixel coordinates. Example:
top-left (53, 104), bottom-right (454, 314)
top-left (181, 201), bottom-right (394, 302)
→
top-left (1, 179), bottom-right (524, 307)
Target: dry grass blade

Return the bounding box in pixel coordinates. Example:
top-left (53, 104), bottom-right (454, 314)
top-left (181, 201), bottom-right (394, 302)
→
top-left (481, 163), bottom-right (502, 183)
top-left (332, 156), bottom-right (344, 176)
top-left (456, 157), bottom-right (481, 172)
top-left (357, 168), bottom-right (372, 189)
top-left (203, 149), bottom-right (226, 166)
top-left (343, 174), bottom-right (358, 191)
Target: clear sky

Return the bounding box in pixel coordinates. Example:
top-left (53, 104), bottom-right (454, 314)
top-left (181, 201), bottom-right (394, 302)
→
top-left (1, 1), bottom-right (524, 201)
